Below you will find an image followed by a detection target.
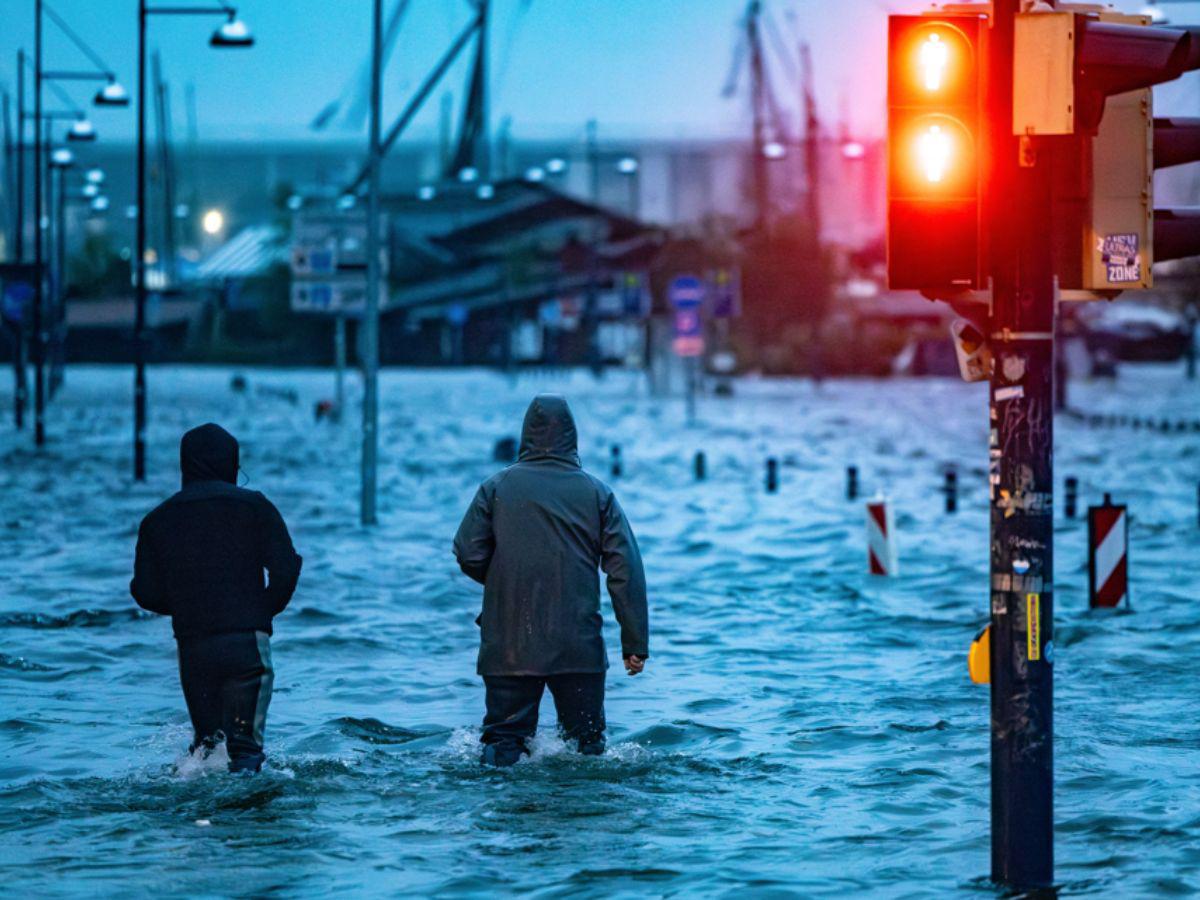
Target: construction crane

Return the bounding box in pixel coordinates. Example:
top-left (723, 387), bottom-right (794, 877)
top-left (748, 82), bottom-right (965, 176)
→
top-left (722, 0), bottom-right (793, 232)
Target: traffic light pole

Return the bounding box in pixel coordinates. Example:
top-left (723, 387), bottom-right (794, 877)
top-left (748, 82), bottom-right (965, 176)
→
top-left (987, 0), bottom-right (1055, 889)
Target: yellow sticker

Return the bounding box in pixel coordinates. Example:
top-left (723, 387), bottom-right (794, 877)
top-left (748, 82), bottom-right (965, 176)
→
top-left (1026, 593), bottom-right (1041, 661)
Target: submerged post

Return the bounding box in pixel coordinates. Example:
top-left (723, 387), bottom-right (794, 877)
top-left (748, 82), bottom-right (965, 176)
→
top-left (847, 465), bottom-right (858, 500)
top-left (1065, 477), bottom-right (1078, 519)
top-left (334, 313), bottom-right (346, 420)
top-left (944, 468), bottom-right (958, 514)
top-left (360, 0), bottom-right (383, 525)
top-left (693, 450), bottom-right (706, 481)
top-left (765, 457), bottom-right (778, 493)
top-left (610, 444), bottom-right (622, 478)
top-left (988, 0), bottom-right (1054, 886)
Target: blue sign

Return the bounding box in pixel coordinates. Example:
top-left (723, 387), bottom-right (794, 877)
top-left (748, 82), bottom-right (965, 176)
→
top-left (2, 282), bottom-right (33, 325)
top-left (621, 272), bottom-right (650, 318)
top-left (669, 274), bottom-right (705, 357)
top-left (668, 274), bottom-right (704, 310)
top-left (709, 267), bottom-right (741, 319)
top-left (446, 303), bottom-right (468, 327)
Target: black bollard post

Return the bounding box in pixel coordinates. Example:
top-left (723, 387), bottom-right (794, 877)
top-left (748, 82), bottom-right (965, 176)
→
top-left (493, 436), bottom-right (518, 464)
top-left (847, 465), bottom-right (859, 501)
top-left (765, 458), bottom-right (778, 493)
top-left (611, 444), bottom-right (622, 478)
top-left (694, 451), bottom-right (706, 481)
top-left (1065, 477), bottom-right (1078, 519)
top-left (944, 469), bottom-right (958, 514)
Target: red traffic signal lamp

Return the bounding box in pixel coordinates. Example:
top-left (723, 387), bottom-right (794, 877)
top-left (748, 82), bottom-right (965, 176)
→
top-left (887, 14), bottom-right (987, 291)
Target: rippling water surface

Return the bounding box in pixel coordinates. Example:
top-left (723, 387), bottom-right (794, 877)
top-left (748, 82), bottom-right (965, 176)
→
top-left (1, 365), bottom-right (1198, 897)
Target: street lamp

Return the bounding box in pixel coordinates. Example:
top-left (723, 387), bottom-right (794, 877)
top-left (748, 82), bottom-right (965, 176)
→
top-left (21, 0), bottom-right (130, 445)
top-left (67, 116), bottom-right (96, 142)
top-left (201, 208), bottom-right (225, 235)
top-left (94, 79), bottom-right (131, 107)
top-left (616, 155), bottom-right (640, 217)
top-left (546, 157), bottom-right (567, 175)
top-left (133, 1), bottom-right (254, 481)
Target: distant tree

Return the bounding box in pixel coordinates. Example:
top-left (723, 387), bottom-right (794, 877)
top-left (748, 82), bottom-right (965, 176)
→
top-left (740, 213), bottom-right (833, 338)
top-left (68, 231), bottom-right (131, 298)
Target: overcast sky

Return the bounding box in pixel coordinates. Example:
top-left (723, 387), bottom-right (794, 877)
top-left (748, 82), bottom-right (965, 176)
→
top-left (2, 0), bottom-right (1196, 146)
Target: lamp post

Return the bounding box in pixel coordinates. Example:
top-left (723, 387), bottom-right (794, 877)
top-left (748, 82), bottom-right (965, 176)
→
top-left (48, 145), bottom-right (72, 399)
top-left (21, 0), bottom-right (128, 439)
top-left (134, 2), bottom-right (253, 481)
top-left (33, 0), bottom-right (45, 447)
top-left (13, 50), bottom-right (29, 431)
top-left (361, 0), bottom-right (383, 525)
top-left (616, 155), bottom-right (640, 218)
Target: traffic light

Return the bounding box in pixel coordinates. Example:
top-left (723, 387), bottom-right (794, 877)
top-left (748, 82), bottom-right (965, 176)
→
top-left (887, 14), bottom-right (986, 290)
top-left (1014, 10), bottom-right (1200, 292)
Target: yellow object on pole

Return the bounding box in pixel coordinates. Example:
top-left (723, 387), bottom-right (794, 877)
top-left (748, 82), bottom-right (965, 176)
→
top-left (968, 624), bottom-right (991, 685)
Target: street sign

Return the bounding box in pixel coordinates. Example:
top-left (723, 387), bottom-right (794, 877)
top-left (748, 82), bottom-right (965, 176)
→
top-left (709, 267), bottom-right (741, 319)
top-left (620, 272), bottom-right (651, 319)
top-left (2, 282), bottom-right (33, 325)
top-left (290, 212), bottom-right (388, 318)
top-left (669, 274), bottom-right (705, 357)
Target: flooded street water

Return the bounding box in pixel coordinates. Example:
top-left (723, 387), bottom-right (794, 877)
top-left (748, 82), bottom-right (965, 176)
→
top-left (1, 364), bottom-right (1198, 897)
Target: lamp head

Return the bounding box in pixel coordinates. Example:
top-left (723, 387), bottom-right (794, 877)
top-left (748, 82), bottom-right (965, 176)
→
top-left (68, 118), bottom-right (97, 143)
top-left (211, 16), bottom-right (254, 48)
top-left (94, 80), bottom-right (130, 107)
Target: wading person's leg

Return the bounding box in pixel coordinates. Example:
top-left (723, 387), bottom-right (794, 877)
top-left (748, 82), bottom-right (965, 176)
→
top-left (177, 636), bottom-right (224, 757)
top-left (547, 674), bottom-right (606, 756)
top-left (481, 676), bottom-right (544, 766)
top-left (220, 632), bottom-right (274, 774)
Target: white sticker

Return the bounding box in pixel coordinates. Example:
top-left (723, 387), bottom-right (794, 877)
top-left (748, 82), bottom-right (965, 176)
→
top-left (995, 385), bottom-right (1024, 402)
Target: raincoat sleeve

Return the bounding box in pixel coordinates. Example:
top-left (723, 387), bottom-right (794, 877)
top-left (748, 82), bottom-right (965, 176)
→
top-left (130, 518), bottom-right (171, 615)
top-left (453, 483), bottom-right (495, 585)
top-left (258, 495), bottom-right (303, 616)
top-left (600, 491), bottom-right (649, 659)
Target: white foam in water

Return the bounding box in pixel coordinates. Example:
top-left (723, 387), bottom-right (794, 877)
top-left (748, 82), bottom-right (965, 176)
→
top-left (173, 741), bottom-right (230, 780)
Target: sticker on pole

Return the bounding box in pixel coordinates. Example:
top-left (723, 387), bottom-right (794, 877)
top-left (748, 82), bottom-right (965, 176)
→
top-left (1098, 233), bottom-right (1141, 284)
top-left (1026, 592), bottom-right (1041, 661)
top-left (669, 274), bottom-right (705, 358)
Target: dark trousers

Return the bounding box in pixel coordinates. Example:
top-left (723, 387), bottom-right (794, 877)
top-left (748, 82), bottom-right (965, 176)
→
top-left (177, 630), bottom-right (274, 773)
top-left (481, 673), bottom-right (606, 766)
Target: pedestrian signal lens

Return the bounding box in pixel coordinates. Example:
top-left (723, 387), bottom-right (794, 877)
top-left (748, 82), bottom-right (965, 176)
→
top-left (919, 34), bottom-right (949, 91)
top-left (918, 124), bottom-right (952, 182)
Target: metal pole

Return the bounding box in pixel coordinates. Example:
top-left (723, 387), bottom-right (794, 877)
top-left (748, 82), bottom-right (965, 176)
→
top-left (15, 52), bottom-right (25, 263)
top-left (14, 50), bottom-right (27, 430)
top-left (988, 0), bottom-right (1055, 888)
top-left (686, 355), bottom-right (696, 425)
top-left (52, 159), bottom-right (64, 399)
top-left (361, 0), bottom-right (382, 525)
top-left (134, 0), bottom-right (147, 480)
top-left (334, 313), bottom-right (346, 420)
top-left (33, 0), bottom-right (45, 447)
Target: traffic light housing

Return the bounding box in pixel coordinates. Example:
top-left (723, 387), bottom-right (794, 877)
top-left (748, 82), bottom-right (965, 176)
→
top-left (887, 14), bottom-right (986, 291)
top-left (1013, 10), bottom-right (1200, 292)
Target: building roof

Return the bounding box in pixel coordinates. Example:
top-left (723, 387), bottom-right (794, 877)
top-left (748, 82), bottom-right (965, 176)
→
top-left (194, 225), bottom-right (288, 281)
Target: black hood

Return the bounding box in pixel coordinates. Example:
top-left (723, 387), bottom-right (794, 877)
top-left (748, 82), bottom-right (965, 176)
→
top-left (180, 423), bottom-right (239, 487)
top-left (518, 394), bottom-right (579, 465)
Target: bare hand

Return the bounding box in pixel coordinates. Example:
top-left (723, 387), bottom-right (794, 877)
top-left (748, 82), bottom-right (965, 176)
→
top-left (624, 655), bottom-right (646, 676)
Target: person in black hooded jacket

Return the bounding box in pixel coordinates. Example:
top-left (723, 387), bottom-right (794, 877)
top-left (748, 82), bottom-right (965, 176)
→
top-left (454, 394), bottom-right (649, 766)
top-left (131, 423), bottom-right (302, 773)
